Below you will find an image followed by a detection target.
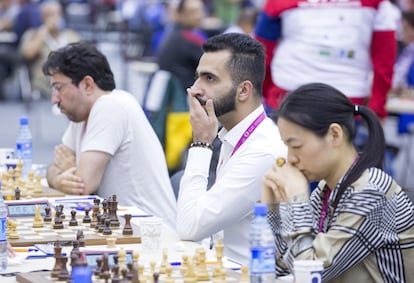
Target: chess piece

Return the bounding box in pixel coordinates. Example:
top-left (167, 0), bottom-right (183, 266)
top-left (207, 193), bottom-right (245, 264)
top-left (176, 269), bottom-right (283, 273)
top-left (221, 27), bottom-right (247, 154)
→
top-left (32, 205), bottom-right (44, 228)
top-left (77, 230), bottom-right (85, 247)
top-left (33, 174), bottom-right (43, 194)
top-left (183, 260), bottom-right (197, 283)
top-left (100, 253), bottom-right (110, 279)
top-left (51, 241), bottom-right (62, 278)
top-left (195, 248), bottom-right (209, 281)
top-left (69, 210), bottom-right (78, 226)
top-left (14, 187), bottom-right (21, 200)
top-left (58, 256), bottom-right (70, 281)
top-left (53, 206), bottom-right (64, 229)
top-left (215, 238), bottom-right (224, 269)
top-left (43, 206), bottom-right (52, 222)
top-left (111, 255), bottom-right (121, 283)
top-left (240, 265), bottom-right (249, 283)
top-left (103, 218), bottom-right (112, 235)
top-left (153, 272), bottom-right (160, 283)
top-left (180, 255), bottom-right (189, 275)
top-left (106, 237), bottom-right (116, 248)
top-left (122, 214), bottom-right (133, 235)
top-left (90, 199), bottom-right (100, 228)
top-left (118, 248), bottom-right (127, 271)
top-left (59, 204), bottom-right (65, 219)
top-left (8, 220), bottom-right (19, 239)
top-left (132, 250), bottom-right (139, 266)
top-left (110, 194), bottom-right (120, 227)
top-left (70, 240), bottom-right (81, 260)
top-left (98, 215), bottom-right (106, 233)
top-left (83, 207), bottom-right (91, 223)
top-left (164, 265), bottom-right (175, 283)
top-left (159, 248), bottom-right (168, 274)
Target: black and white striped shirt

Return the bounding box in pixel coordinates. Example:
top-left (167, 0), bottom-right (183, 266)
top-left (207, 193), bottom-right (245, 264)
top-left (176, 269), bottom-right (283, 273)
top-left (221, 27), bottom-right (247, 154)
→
top-left (268, 168), bottom-right (414, 283)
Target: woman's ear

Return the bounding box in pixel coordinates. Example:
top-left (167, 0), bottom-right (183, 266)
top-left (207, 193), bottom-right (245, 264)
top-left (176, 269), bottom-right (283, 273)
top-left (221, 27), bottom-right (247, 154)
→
top-left (328, 123), bottom-right (345, 146)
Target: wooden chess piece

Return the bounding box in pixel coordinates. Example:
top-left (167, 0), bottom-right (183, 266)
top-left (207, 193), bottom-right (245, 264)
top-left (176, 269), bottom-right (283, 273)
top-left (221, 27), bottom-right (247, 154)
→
top-left (106, 237), bottom-right (116, 248)
top-left (14, 187), bottom-right (21, 200)
top-left (240, 265), bottom-right (249, 283)
top-left (196, 248), bottom-right (209, 281)
top-left (98, 215), bottom-right (106, 233)
top-left (57, 256), bottom-right (70, 281)
top-left (215, 238), bottom-right (224, 269)
top-left (69, 209), bottom-right (78, 226)
top-left (83, 207), bottom-right (91, 223)
top-left (164, 265), bottom-right (174, 283)
top-left (183, 260), bottom-right (197, 283)
top-left (32, 205), bottom-right (44, 228)
top-left (122, 214), bottom-right (133, 235)
top-left (8, 220), bottom-right (19, 239)
top-left (159, 248), bottom-right (168, 274)
top-left (103, 218), bottom-right (112, 235)
top-left (53, 206), bottom-right (64, 229)
top-left (51, 241), bottom-right (62, 278)
top-left (180, 255), bottom-right (189, 275)
top-left (77, 230), bottom-right (86, 247)
top-left (118, 248), bottom-right (127, 271)
top-left (100, 253), bottom-right (110, 279)
top-left (111, 255), bottom-right (121, 283)
top-left (59, 204), bottom-right (65, 219)
top-left (34, 174), bottom-right (43, 195)
top-left (43, 206), bottom-right (52, 222)
top-left (110, 194), bottom-right (120, 227)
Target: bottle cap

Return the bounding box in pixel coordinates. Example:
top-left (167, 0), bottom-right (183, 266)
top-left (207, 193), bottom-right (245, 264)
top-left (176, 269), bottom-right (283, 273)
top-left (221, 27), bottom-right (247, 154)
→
top-left (19, 116), bottom-right (28, 126)
top-left (254, 203), bottom-right (268, 216)
top-left (71, 266), bottom-right (92, 283)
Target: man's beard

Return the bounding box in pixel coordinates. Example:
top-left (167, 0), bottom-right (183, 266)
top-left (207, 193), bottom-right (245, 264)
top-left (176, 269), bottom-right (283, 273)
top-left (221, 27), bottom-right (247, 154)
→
top-left (214, 85), bottom-right (237, 117)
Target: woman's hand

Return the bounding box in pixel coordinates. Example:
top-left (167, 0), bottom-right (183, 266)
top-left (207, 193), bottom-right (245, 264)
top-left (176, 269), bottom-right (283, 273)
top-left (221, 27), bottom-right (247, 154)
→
top-left (262, 158), bottom-right (309, 204)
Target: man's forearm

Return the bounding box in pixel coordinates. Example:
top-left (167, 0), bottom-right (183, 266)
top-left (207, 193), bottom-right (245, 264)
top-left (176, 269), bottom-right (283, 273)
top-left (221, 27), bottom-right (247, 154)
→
top-left (46, 164), bottom-right (62, 190)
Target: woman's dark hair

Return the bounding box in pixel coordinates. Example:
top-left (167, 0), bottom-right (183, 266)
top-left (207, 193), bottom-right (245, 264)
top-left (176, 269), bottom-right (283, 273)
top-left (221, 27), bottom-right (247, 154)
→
top-left (42, 41), bottom-right (115, 91)
top-left (202, 32), bottom-right (265, 98)
top-left (275, 83), bottom-right (385, 210)
top-left (402, 11), bottom-right (414, 29)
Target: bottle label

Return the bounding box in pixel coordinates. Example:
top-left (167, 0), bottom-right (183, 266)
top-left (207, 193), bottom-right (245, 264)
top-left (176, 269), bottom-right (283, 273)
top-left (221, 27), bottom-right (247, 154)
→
top-left (250, 246), bottom-right (275, 274)
top-left (0, 217), bottom-right (6, 241)
top-left (16, 141), bottom-right (32, 159)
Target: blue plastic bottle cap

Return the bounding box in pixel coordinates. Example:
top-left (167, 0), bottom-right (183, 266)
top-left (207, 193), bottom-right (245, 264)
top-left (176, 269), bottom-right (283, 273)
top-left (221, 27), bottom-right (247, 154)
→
top-left (19, 116), bottom-right (28, 125)
top-left (71, 266), bottom-right (93, 283)
top-left (254, 203), bottom-right (268, 216)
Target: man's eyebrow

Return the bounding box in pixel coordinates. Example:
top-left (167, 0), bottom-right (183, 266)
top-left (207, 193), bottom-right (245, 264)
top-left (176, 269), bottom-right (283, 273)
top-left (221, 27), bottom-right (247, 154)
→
top-left (198, 71), bottom-right (217, 78)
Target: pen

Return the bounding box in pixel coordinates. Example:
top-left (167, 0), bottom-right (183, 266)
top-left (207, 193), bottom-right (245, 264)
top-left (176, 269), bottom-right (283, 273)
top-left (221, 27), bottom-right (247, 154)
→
top-left (13, 248), bottom-right (39, 252)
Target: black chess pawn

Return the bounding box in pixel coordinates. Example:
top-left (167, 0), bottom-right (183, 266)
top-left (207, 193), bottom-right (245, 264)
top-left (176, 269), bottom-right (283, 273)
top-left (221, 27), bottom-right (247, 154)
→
top-left (53, 206), bottom-right (64, 229)
top-left (59, 204), bottom-right (65, 219)
top-left (98, 215), bottom-right (106, 233)
top-left (153, 272), bottom-right (160, 283)
top-left (69, 210), bottom-right (78, 226)
top-left (111, 265), bottom-right (121, 283)
top-left (76, 230), bottom-right (85, 247)
top-left (83, 207), bottom-right (91, 223)
top-left (122, 214), bottom-right (133, 235)
top-left (103, 218), bottom-right (112, 235)
top-left (43, 207), bottom-right (52, 222)
top-left (14, 187), bottom-right (21, 200)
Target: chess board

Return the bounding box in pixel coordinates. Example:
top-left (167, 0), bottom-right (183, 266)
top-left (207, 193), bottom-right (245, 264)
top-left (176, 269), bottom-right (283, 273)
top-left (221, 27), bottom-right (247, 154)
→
top-left (8, 216), bottom-right (141, 247)
top-left (15, 267), bottom-right (242, 282)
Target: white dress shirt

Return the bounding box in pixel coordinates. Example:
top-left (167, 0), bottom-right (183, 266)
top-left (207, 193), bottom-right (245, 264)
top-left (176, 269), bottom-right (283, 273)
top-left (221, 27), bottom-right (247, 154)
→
top-left (176, 106), bottom-right (287, 264)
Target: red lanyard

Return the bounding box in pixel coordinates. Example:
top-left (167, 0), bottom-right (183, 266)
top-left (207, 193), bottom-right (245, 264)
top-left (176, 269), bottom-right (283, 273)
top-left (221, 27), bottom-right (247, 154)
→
top-left (318, 187), bottom-right (331, 233)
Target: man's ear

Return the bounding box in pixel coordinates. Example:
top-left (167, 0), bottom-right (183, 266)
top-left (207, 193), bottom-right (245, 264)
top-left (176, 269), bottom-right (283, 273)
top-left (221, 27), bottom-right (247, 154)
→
top-left (238, 80), bottom-right (253, 101)
top-left (81, 75), bottom-right (95, 95)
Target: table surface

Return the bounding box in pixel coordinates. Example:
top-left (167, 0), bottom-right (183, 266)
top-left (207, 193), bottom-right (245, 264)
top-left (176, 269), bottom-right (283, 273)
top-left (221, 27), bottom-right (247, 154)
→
top-left (1, 198), bottom-right (293, 283)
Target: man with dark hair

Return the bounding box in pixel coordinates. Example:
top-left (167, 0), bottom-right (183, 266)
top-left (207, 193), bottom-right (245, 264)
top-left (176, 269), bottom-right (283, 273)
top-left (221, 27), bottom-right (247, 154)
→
top-left (44, 42), bottom-right (176, 228)
top-left (176, 33), bottom-right (287, 264)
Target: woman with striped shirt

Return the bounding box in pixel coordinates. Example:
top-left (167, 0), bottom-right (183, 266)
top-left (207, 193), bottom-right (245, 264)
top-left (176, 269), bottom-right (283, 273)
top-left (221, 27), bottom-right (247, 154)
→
top-left (262, 83), bottom-right (414, 282)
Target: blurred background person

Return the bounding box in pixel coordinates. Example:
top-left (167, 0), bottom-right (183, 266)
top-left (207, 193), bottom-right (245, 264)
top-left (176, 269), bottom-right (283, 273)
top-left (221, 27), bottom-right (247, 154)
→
top-left (223, 6), bottom-right (258, 35)
top-left (254, 0), bottom-right (398, 120)
top-left (0, 0), bottom-right (19, 101)
top-left (19, 0), bottom-right (80, 99)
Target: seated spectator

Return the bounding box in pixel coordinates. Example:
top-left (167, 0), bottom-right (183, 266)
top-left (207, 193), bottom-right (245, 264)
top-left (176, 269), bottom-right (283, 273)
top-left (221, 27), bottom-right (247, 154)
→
top-left (19, 0), bottom-right (80, 98)
top-left (0, 0), bottom-right (19, 100)
top-left (391, 11), bottom-right (414, 96)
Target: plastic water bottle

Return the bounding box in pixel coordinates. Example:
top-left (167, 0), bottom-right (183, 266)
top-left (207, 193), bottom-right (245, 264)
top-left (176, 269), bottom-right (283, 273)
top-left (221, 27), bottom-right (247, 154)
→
top-left (0, 195), bottom-right (8, 272)
top-left (249, 203), bottom-right (276, 283)
top-left (15, 116), bottom-right (32, 178)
